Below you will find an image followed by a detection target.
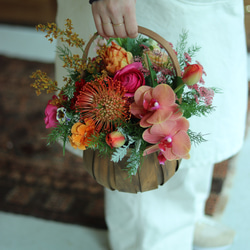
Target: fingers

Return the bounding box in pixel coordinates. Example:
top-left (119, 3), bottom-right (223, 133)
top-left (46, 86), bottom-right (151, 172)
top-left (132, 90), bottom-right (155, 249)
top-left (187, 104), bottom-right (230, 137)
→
top-left (112, 20), bottom-right (127, 38)
top-left (91, 0), bottom-right (138, 39)
top-left (123, 1), bottom-right (138, 38)
top-left (92, 8), bottom-right (112, 39)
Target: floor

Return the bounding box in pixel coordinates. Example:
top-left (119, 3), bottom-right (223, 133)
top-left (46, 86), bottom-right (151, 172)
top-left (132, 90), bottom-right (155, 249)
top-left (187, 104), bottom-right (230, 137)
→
top-left (0, 24), bottom-right (250, 250)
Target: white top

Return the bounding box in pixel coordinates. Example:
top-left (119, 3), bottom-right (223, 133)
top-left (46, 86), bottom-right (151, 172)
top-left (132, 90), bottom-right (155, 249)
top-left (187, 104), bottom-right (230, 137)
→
top-left (55, 0), bottom-right (248, 167)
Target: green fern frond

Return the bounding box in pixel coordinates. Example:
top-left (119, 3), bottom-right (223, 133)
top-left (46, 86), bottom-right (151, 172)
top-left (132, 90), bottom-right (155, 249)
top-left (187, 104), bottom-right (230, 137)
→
top-left (188, 130), bottom-right (207, 146)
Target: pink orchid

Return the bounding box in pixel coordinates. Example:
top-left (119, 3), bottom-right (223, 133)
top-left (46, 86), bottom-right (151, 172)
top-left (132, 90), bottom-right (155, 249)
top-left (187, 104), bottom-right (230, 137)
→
top-left (157, 151), bottom-right (167, 165)
top-left (130, 84), bottom-right (181, 128)
top-left (142, 117), bottom-right (191, 161)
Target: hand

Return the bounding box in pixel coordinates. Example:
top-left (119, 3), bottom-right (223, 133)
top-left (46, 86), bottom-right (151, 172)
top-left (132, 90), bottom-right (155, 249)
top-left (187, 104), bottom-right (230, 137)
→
top-left (91, 0), bottom-right (138, 39)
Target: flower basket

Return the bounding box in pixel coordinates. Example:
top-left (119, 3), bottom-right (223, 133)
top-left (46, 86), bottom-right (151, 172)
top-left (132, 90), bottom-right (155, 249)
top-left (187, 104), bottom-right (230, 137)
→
top-left (31, 21), bottom-right (216, 194)
top-left (83, 149), bottom-right (180, 193)
top-left (81, 27), bottom-right (181, 193)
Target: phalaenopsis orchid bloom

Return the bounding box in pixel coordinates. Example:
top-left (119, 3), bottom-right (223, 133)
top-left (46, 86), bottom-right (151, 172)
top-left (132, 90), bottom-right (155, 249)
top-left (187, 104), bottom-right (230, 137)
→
top-left (130, 84), bottom-right (182, 128)
top-left (142, 117), bottom-right (191, 162)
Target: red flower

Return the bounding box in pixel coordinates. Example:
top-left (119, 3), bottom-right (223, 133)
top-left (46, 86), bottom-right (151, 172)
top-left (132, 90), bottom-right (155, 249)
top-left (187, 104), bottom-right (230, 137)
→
top-left (76, 77), bottom-right (130, 132)
top-left (70, 79), bottom-right (86, 110)
top-left (113, 62), bottom-right (145, 97)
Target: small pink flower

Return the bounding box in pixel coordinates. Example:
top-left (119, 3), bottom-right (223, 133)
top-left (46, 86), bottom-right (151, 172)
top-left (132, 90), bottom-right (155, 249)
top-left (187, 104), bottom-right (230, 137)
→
top-left (106, 131), bottom-right (126, 148)
top-left (113, 62), bottom-right (145, 97)
top-left (184, 52), bottom-right (192, 62)
top-left (182, 63), bottom-right (203, 86)
top-left (44, 96), bottom-right (58, 128)
top-left (198, 86), bottom-right (215, 106)
top-left (142, 117), bottom-right (191, 161)
top-left (130, 84), bottom-right (181, 127)
top-left (188, 84), bottom-right (214, 106)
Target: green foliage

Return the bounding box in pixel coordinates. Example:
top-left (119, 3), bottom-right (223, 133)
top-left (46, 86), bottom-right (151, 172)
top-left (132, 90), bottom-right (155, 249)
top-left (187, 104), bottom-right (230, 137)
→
top-left (126, 148), bottom-right (143, 176)
top-left (46, 123), bottom-right (71, 155)
top-left (46, 109), bottom-right (79, 154)
top-left (57, 45), bottom-right (72, 69)
top-left (172, 76), bottom-right (184, 98)
top-left (111, 134), bottom-right (135, 162)
top-left (145, 53), bottom-right (158, 87)
top-left (188, 130), bottom-right (207, 146)
top-left (180, 91), bottom-right (215, 119)
top-left (56, 45), bottom-right (83, 80)
top-left (61, 80), bottom-right (76, 100)
top-left (68, 70), bottom-right (81, 83)
top-left (175, 30), bottom-right (201, 69)
top-left (88, 132), bottom-right (113, 156)
top-left (112, 36), bottom-right (151, 57)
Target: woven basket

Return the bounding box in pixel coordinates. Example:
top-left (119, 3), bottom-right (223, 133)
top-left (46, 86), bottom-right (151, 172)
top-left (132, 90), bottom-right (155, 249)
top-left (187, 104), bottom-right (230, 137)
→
top-left (82, 26), bottom-right (181, 193)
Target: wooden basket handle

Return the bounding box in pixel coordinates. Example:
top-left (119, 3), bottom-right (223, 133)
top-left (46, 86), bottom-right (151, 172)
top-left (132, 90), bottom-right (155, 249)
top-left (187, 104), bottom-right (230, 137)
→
top-left (83, 26), bottom-right (181, 77)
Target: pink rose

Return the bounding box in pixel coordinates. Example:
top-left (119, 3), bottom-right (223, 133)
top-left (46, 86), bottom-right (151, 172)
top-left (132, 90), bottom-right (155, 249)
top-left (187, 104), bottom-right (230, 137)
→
top-left (114, 62), bottom-right (145, 97)
top-left (44, 97), bottom-right (58, 128)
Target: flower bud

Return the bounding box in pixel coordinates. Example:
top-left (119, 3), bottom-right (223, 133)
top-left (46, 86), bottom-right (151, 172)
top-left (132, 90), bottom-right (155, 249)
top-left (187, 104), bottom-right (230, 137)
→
top-left (182, 64), bottom-right (203, 86)
top-left (157, 151), bottom-right (167, 165)
top-left (106, 131), bottom-right (126, 148)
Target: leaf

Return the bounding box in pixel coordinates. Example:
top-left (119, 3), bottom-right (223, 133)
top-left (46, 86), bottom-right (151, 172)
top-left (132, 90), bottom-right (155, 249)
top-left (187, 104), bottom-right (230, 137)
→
top-left (111, 146), bottom-right (128, 163)
top-left (126, 148), bottom-right (141, 176)
top-left (145, 53), bottom-right (158, 87)
top-left (110, 133), bottom-right (135, 163)
top-left (173, 76), bottom-right (184, 98)
top-left (187, 129), bottom-right (207, 145)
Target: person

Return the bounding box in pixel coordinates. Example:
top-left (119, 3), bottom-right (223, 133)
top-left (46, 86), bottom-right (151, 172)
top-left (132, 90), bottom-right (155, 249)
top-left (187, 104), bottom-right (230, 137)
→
top-left (55, 0), bottom-right (248, 249)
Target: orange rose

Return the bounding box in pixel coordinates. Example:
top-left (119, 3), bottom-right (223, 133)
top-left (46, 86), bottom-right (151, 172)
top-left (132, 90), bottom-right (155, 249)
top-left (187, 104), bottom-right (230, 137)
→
top-left (103, 41), bottom-right (133, 75)
top-left (69, 119), bottom-right (95, 150)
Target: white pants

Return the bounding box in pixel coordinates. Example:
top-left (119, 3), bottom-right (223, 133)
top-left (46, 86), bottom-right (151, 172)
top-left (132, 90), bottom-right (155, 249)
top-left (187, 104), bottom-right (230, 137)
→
top-left (105, 160), bottom-right (214, 250)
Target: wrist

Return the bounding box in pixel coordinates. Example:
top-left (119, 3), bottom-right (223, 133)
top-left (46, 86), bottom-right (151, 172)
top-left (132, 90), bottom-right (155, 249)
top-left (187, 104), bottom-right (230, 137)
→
top-left (89, 0), bottom-right (99, 4)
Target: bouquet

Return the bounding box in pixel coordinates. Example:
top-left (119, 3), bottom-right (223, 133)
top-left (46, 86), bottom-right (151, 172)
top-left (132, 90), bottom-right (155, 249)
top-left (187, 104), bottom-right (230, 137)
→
top-left (31, 19), bottom-right (216, 177)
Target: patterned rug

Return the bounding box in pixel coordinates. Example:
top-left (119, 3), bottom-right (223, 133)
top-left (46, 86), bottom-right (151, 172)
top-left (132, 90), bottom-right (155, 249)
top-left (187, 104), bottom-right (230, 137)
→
top-left (0, 56), bottom-right (105, 229)
top-left (0, 55), bottom-right (245, 229)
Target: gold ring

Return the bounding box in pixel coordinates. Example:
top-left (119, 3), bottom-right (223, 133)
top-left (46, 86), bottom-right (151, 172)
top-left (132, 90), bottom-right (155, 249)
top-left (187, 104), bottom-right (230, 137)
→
top-left (103, 22), bottom-right (112, 25)
top-left (113, 23), bottom-right (124, 27)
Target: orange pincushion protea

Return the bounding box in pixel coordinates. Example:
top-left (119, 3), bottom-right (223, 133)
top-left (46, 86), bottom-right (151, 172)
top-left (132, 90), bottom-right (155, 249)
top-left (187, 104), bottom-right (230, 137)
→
top-left (76, 77), bottom-right (130, 133)
top-left (69, 119), bottom-right (96, 150)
